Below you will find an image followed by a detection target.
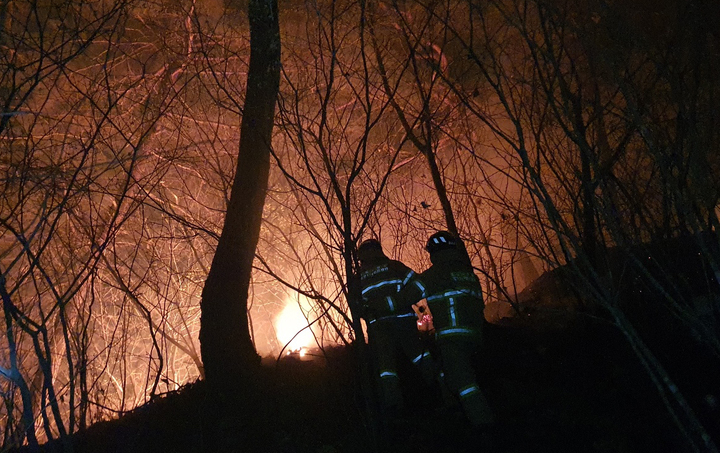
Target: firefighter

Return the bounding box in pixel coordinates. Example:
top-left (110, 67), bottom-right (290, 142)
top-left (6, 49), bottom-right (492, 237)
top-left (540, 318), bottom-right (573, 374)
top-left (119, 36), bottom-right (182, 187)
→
top-left (356, 239), bottom-right (437, 419)
top-left (397, 231), bottom-right (495, 430)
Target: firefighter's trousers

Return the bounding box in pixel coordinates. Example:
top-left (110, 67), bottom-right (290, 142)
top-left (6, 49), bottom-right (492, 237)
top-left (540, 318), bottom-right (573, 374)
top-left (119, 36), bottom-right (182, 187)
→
top-left (367, 316), bottom-right (437, 411)
top-left (436, 335), bottom-right (495, 427)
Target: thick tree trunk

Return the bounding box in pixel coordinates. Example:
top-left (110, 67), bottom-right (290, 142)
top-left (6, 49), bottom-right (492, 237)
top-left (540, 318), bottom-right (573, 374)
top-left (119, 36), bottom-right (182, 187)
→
top-left (199, 0), bottom-right (280, 397)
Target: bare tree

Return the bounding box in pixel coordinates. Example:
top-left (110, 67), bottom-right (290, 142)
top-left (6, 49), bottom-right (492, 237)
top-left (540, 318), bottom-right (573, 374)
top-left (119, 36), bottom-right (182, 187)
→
top-left (411, 0), bottom-right (720, 449)
top-left (197, 0), bottom-right (281, 430)
top-left (0, 0), bottom-right (217, 447)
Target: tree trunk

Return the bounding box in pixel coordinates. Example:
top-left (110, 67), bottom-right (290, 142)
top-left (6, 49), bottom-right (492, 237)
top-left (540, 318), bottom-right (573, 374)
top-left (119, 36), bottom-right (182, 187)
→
top-left (1, 274), bottom-right (40, 451)
top-left (199, 0), bottom-right (280, 400)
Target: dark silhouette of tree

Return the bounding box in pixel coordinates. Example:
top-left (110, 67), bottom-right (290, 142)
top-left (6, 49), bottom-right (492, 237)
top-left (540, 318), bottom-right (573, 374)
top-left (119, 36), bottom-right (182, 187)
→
top-left (414, 0), bottom-right (720, 449)
top-left (197, 0), bottom-right (280, 437)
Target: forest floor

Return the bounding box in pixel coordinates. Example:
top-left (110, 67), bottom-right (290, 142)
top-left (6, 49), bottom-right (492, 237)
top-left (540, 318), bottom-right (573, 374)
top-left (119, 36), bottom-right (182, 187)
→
top-left (13, 310), bottom-right (718, 453)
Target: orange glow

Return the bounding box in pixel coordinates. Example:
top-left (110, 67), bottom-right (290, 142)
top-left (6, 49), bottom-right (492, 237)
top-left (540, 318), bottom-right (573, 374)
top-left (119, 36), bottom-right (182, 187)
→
top-left (274, 296), bottom-right (315, 353)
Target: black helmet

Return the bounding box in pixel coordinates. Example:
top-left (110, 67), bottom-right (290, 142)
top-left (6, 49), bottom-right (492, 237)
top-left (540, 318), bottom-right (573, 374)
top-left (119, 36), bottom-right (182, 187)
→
top-left (357, 239), bottom-right (384, 262)
top-left (425, 231), bottom-right (458, 254)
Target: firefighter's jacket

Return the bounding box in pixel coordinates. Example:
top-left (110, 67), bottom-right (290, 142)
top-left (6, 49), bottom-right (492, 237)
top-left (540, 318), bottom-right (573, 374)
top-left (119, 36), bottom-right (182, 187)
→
top-left (398, 248), bottom-right (484, 340)
top-left (359, 256), bottom-right (417, 325)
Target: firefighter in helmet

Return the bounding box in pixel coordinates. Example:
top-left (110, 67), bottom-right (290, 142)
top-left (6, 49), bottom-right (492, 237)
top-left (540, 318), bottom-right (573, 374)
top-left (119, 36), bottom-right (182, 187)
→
top-left (356, 238), bottom-right (437, 418)
top-left (397, 231), bottom-right (495, 429)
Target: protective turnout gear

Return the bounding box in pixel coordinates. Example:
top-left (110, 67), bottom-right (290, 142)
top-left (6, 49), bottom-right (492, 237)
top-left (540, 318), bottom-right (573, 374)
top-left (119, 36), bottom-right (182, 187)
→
top-left (360, 258), bottom-right (416, 324)
top-left (357, 239), bottom-right (437, 416)
top-left (398, 232), bottom-right (495, 428)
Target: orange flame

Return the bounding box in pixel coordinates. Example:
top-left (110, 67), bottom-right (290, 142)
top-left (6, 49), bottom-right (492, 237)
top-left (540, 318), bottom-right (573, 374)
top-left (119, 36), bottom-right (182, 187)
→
top-left (274, 296), bottom-right (314, 354)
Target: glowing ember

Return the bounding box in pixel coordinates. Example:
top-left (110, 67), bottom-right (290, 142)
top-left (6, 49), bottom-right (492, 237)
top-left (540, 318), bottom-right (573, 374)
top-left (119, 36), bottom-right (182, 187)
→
top-left (274, 296), bottom-right (315, 353)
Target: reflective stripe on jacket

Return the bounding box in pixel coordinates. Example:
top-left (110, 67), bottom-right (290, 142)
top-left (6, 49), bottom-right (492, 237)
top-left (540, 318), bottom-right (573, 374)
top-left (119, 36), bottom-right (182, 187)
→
top-left (397, 248), bottom-right (484, 337)
top-left (359, 257), bottom-right (417, 323)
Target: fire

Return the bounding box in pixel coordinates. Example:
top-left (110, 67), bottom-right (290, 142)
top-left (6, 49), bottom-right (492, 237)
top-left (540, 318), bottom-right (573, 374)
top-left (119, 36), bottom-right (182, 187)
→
top-left (274, 296), bottom-right (315, 355)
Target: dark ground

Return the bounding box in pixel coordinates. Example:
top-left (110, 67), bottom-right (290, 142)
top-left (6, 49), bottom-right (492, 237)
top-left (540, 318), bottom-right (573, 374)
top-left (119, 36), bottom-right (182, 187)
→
top-left (12, 309), bottom-right (719, 453)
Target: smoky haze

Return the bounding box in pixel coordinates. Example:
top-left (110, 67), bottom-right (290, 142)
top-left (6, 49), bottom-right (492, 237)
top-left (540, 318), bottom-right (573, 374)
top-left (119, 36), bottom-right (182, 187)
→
top-left (1, 0), bottom-right (718, 449)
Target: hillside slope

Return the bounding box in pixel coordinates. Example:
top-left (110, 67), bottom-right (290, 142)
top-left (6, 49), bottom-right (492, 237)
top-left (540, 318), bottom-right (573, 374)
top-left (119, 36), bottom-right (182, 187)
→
top-left (12, 313), bottom-right (709, 453)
